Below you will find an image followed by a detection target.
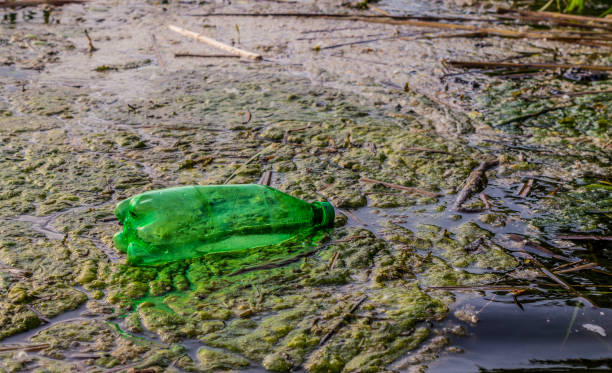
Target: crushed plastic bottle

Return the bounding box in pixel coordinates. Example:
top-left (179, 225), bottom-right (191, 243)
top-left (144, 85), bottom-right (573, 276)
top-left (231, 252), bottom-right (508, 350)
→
top-left (113, 184), bottom-right (335, 265)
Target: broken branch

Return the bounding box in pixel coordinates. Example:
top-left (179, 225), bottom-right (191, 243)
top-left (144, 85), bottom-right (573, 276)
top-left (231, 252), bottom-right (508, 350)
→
top-left (452, 158), bottom-right (498, 210)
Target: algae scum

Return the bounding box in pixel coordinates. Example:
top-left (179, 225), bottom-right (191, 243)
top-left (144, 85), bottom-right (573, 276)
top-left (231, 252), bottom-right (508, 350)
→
top-left (1, 0), bottom-right (611, 372)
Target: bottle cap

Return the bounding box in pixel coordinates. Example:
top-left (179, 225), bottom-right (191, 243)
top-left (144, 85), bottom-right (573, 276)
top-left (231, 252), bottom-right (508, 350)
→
top-left (312, 201), bottom-right (335, 227)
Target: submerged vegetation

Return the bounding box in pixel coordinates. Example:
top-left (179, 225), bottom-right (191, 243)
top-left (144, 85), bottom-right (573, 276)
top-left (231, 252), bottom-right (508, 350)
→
top-left (0, 0), bottom-right (610, 372)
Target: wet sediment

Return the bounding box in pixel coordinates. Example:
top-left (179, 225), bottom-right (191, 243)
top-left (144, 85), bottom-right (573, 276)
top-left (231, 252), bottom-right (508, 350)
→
top-left (0, 0), bottom-right (610, 372)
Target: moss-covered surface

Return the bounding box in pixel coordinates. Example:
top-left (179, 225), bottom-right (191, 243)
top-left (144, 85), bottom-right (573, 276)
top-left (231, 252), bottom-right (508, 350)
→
top-left (0, 0), bottom-right (610, 371)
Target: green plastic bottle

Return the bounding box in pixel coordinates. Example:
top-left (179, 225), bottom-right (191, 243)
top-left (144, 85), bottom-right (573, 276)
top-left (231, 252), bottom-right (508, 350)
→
top-left (113, 184), bottom-right (334, 265)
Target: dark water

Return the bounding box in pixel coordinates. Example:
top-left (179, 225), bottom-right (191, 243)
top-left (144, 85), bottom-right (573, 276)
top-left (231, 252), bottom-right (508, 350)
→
top-left (349, 179), bottom-right (612, 372)
top-left (429, 294), bottom-right (611, 372)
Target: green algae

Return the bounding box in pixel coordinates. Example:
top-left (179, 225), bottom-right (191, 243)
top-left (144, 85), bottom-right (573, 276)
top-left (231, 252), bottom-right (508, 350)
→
top-left (198, 347), bottom-right (250, 371)
top-left (0, 44), bottom-right (598, 372)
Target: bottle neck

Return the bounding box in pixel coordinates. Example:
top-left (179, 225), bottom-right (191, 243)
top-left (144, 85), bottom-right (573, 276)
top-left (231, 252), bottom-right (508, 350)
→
top-left (311, 201), bottom-right (335, 227)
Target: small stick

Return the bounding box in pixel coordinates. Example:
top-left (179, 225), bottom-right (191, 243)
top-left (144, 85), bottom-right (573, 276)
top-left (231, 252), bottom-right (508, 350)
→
top-left (507, 234), bottom-right (573, 262)
top-left (444, 60), bottom-right (612, 72)
top-left (522, 251), bottom-right (597, 308)
top-left (497, 8), bottom-right (612, 26)
top-left (174, 53), bottom-right (240, 58)
top-left (404, 147), bottom-right (450, 154)
top-left (167, 24), bottom-right (262, 60)
top-left (0, 343), bottom-right (50, 352)
top-left (557, 235), bottom-right (612, 241)
top-left (189, 12), bottom-right (496, 23)
top-left (359, 177), bottom-right (439, 197)
top-left (548, 185), bottom-right (562, 196)
top-left (338, 208), bottom-right (368, 226)
top-left (425, 285), bottom-right (529, 291)
top-left (282, 126), bottom-right (308, 144)
top-left (518, 178), bottom-right (534, 198)
top-left (258, 170), bottom-right (272, 186)
top-left (328, 251), bottom-right (340, 270)
top-left (369, 5), bottom-right (390, 16)
top-left (553, 259), bottom-right (587, 271)
top-left (319, 296), bottom-right (367, 346)
top-left (452, 158), bottom-right (499, 210)
top-left (302, 26), bottom-right (369, 34)
top-left (501, 13), bottom-right (612, 32)
top-left (150, 34), bottom-right (165, 73)
top-left (496, 104), bottom-right (575, 126)
top-left (554, 262), bottom-right (598, 274)
top-left (68, 353), bottom-right (103, 359)
top-left (224, 149), bottom-right (264, 184)
top-left (480, 193), bottom-right (491, 209)
top-left (0, 264), bottom-right (32, 278)
top-left (475, 294), bottom-right (497, 315)
top-left (319, 34), bottom-right (408, 50)
top-left (333, 234), bottom-right (368, 243)
top-left (229, 244), bottom-right (329, 276)
top-left (26, 305), bottom-right (51, 323)
top-left (364, 142), bottom-right (377, 155)
top-left (0, 0), bottom-right (86, 8)
top-left (528, 89), bottom-right (612, 99)
top-left (84, 29), bottom-right (97, 52)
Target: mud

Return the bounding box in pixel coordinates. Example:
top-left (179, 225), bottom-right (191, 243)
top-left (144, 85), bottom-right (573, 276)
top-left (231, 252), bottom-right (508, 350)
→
top-left (0, 0), bottom-right (610, 372)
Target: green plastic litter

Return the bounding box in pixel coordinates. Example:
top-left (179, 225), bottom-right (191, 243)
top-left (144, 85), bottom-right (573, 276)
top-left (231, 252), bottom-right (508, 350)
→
top-left (113, 184), bottom-right (335, 265)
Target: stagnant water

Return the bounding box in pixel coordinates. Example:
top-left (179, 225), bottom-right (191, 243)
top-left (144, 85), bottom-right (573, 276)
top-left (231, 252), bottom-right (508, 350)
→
top-left (350, 182), bottom-right (611, 371)
top-left (0, 0), bottom-right (610, 371)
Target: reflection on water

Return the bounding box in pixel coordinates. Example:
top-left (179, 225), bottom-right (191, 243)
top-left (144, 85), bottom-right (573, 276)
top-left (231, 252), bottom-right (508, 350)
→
top-left (429, 293), bottom-right (611, 372)
top-left (349, 172), bottom-right (610, 372)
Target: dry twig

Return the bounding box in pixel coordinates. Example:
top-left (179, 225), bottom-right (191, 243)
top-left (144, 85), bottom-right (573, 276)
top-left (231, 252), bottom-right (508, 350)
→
top-left (0, 0), bottom-right (85, 7)
top-left (319, 296), bottom-right (367, 346)
top-left (444, 60), bottom-right (612, 72)
top-left (84, 29), bottom-right (97, 53)
top-left (496, 104), bottom-right (575, 126)
top-left (404, 147), bottom-right (450, 154)
top-left (479, 193), bottom-right (491, 209)
top-left (425, 285), bottom-right (529, 291)
top-left (150, 34), bottom-right (165, 73)
top-left (0, 343), bottom-right (49, 352)
top-left (522, 251), bottom-right (596, 308)
top-left (174, 53), bottom-right (240, 58)
top-left (518, 178), bottom-right (534, 198)
top-left (26, 304), bottom-right (51, 323)
top-left (229, 244), bottom-right (329, 276)
top-left (258, 170), bottom-right (272, 186)
top-left (554, 262), bottom-right (598, 274)
top-left (557, 235), bottom-right (612, 241)
top-left (168, 25), bottom-right (262, 60)
top-left (359, 177), bottom-right (439, 197)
